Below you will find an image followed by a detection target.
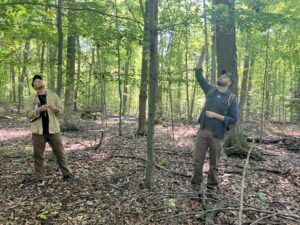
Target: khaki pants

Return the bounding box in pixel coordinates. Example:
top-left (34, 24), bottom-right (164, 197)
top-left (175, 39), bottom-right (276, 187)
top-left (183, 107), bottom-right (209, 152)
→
top-left (192, 129), bottom-right (223, 188)
top-left (32, 133), bottom-right (72, 180)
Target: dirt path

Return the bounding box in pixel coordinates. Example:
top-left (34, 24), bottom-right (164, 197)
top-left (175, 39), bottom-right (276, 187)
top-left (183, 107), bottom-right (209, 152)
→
top-left (0, 118), bottom-right (299, 225)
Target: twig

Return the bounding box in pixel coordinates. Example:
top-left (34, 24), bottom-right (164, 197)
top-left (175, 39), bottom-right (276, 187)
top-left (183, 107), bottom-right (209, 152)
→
top-left (250, 214), bottom-right (276, 225)
top-left (238, 141), bottom-right (253, 225)
top-left (94, 131), bottom-right (105, 150)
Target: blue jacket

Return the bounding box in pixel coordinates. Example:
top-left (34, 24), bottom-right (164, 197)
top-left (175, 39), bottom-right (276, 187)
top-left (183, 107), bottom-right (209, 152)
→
top-left (195, 68), bottom-right (239, 139)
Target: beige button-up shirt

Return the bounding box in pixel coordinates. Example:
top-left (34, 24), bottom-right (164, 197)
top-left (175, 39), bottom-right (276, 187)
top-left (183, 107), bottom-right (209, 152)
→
top-left (25, 90), bottom-right (64, 134)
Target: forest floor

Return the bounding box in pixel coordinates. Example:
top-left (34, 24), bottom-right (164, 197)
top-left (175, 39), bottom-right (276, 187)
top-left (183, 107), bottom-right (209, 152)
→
top-left (0, 114), bottom-right (300, 225)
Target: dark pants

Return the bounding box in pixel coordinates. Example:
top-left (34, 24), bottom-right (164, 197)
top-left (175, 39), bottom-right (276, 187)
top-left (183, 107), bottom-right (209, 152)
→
top-left (32, 133), bottom-right (72, 180)
top-left (192, 129), bottom-right (223, 188)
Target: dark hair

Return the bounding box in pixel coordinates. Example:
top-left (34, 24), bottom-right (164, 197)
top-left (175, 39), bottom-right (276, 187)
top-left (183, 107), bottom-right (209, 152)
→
top-left (221, 69), bottom-right (227, 75)
top-left (31, 74), bottom-right (43, 87)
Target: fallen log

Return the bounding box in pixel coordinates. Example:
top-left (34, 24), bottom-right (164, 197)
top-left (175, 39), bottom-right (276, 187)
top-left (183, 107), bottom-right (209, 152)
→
top-left (246, 137), bottom-right (286, 144)
top-left (224, 147), bottom-right (263, 161)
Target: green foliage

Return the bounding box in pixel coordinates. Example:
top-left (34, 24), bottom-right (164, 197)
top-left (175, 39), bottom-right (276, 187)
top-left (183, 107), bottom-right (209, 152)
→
top-left (0, 146), bottom-right (11, 155)
top-left (0, 0), bottom-right (298, 123)
top-left (164, 198), bottom-right (177, 212)
top-left (37, 210), bottom-right (49, 220)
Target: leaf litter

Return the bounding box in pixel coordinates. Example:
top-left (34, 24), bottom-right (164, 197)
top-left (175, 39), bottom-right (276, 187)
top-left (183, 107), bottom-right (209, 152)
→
top-left (0, 117), bottom-right (299, 225)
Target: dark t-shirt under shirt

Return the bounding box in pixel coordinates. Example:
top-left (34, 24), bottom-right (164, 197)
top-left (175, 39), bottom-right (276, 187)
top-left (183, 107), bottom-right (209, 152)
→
top-left (38, 94), bottom-right (49, 134)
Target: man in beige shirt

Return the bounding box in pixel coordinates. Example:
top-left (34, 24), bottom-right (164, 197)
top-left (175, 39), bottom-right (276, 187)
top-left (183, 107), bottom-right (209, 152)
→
top-left (25, 75), bottom-right (73, 186)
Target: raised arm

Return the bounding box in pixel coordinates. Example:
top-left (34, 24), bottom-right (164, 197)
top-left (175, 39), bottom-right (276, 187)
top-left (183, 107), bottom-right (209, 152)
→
top-left (195, 46), bottom-right (213, 94)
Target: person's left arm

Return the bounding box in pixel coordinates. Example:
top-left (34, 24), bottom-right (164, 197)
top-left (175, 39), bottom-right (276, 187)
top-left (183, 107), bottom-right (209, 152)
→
top-left (206, 96), bottom-right (239, 125)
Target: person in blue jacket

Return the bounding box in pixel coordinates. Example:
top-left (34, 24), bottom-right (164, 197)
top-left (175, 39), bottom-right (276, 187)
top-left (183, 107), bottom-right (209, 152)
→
top-left (191, 46), bottom-right (239, 191)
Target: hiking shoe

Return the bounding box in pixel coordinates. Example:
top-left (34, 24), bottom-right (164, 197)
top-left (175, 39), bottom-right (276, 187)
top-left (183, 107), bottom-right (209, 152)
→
top-left (206, 186), bottom-right (218, 199)
top-left (63, 174), bottom-right (78, 181)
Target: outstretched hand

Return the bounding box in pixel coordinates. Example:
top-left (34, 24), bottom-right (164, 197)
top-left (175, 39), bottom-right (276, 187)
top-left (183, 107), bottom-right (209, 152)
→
top-left (196, 45), bottom-right (207, 69)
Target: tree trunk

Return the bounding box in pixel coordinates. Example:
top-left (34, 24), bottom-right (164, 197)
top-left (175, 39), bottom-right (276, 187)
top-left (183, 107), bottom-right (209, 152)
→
top-left (64, 7), bottom-right (76, 116)
top-left (122, 46), bottom-right (131, 116)
top-left (211, 24), bottom-right (217, 85)
top-left (259, 31), bottom-right (269, 143)
top-left (115, 0), bottom-right (123, 136)
top-left (145, 0), bottom-right (158, 189)
top-left (175, 34), bottom-right (183, 118)
top-left (137, 0), bottom-right (150, 136)
top-left (74, 36), bottom-right (81, 111)
top-left (40, 41), bottom-right (45, 74)
top-left (185, 1), bottom-right (190, 123)
top-left (203, 0), bottom-right (209, 81)
top-left (10, 62), bottom-right (16, 103)
top-left (18, 40), bottom-right (30, 113)
top-left (213, 0), bottom-right (241, 147)
top-left (48, 43), bottom-right (57, 91)
top-left (89, 48), bottom-right (95, 108)
top-left (56, 0), bottom-right (63, 97)
top-left (239, 55), bottom-right (251, 122)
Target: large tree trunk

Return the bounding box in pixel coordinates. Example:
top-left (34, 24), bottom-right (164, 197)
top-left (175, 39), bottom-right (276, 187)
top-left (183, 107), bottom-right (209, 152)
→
top-left (56, 0), bottom-right (63, 97)
top-left (64, 7), bottom-right (76, 116)
top-left (213, 0), bottom-right (241, 147)
top-left (137, 0), bottom-right (150, 135)
top-left (145, 0), bottom-right (158, 189)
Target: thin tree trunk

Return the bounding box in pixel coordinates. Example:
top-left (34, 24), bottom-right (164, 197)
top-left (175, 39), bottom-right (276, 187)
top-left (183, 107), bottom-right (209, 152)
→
top-left (265, 62), bottom-right (272, 119)
top-left (40, 41), bottom-right (45, 74)
top-left (245, 69), bottom-right (253, 122)
top-left (175, 33), bottom-right (183, 118)
top-left (56, 0), bottom-right (63, 96)
top-left (239, 56), bottom-right (251, 122)
top-left (122, 47), bottom-right (131, 116)
top-left (64, 7), bottom-right (76, 116)
top-left (89, 48), bottom-right (95, 108)
top-left (259, 31), bottom-right (269, 143)
top-left (145, 0), bottom-right (158, 189)
top-left (211, 24), bottom-right (217, 85)
top-left (137, 0), bottom-right (150, 135)
top-left (10, 62), bottom-right (16, 103)
top-left (18, 40), bottom-right (30, 112)
top-left (74, 36), bottom-right (81, 111)
top-left (203, 0), bottom-right (209, 81)
top-left (115, 0), bottom-right (123, 136)
top-left (184, 5), bottom-right (190, 123)
top-left (48, 44), bottom-right (57, 91)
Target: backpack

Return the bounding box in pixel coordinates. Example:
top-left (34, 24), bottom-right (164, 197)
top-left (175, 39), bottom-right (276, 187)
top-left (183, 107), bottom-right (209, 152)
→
top-left (206, 88), bottom-right (235, 108)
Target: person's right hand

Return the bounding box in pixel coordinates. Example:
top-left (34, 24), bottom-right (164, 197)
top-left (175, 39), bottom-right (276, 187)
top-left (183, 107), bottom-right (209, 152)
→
top-left (37, 105), bottom-right (48, 112)
top-left (196, 45), bottom-right (207, 69)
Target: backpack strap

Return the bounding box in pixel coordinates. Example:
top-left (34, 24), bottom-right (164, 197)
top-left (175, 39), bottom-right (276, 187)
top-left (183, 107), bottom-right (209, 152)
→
top-left (206, 88), bottom-right (216, 96)
top-left (228, 93), bottom-right (235, 108)
top-left (207, 88), bottom-right (235, 108)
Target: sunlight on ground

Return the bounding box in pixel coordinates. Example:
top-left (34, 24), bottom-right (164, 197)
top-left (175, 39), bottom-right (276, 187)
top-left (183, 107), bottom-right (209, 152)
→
top-left (0, 129), bottom-right (31, 142)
